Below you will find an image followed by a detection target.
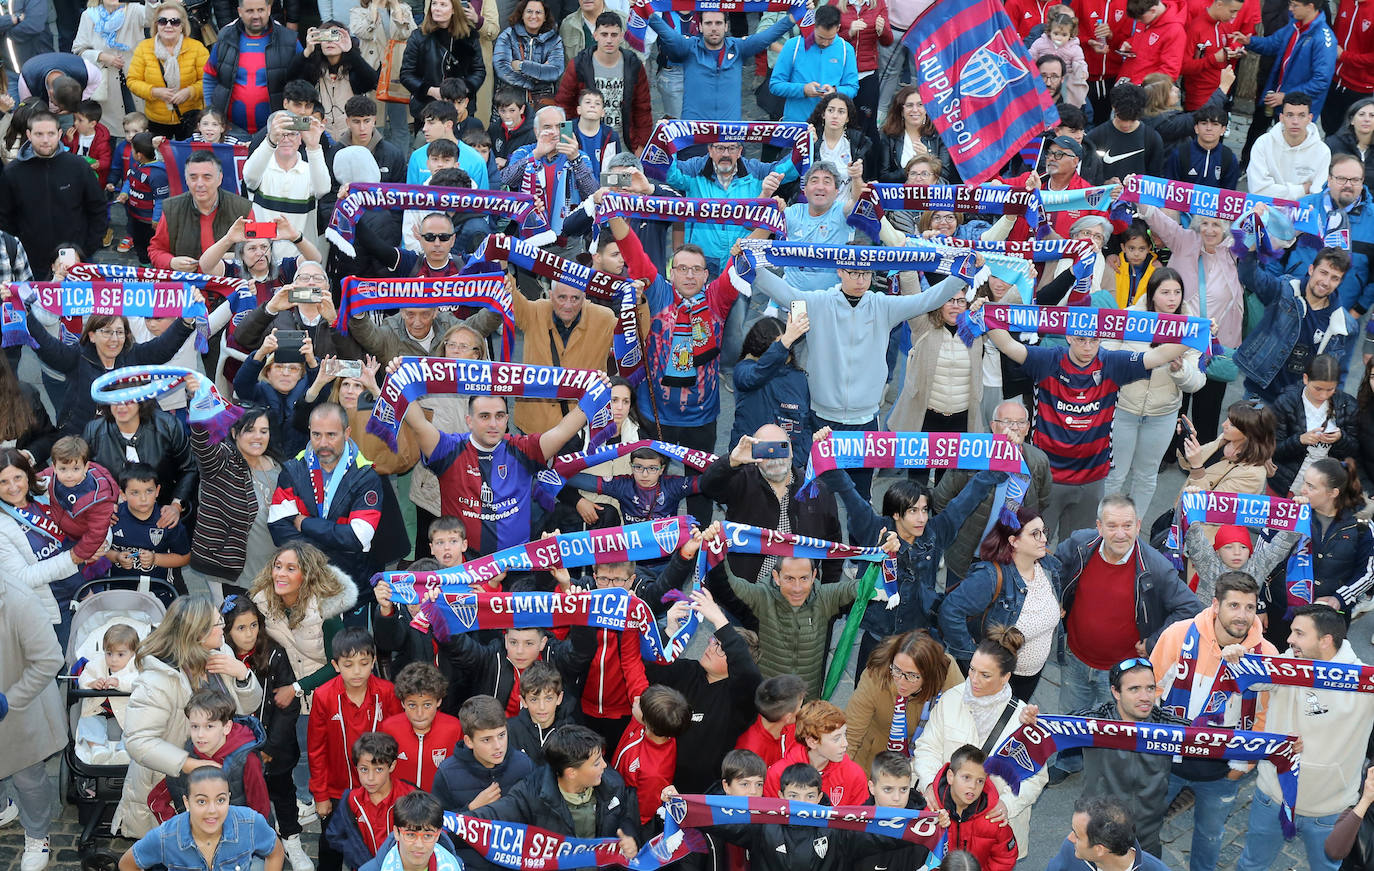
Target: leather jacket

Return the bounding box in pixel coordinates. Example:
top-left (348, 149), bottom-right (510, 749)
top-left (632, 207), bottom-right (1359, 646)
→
top-left (82, 409), bottom-right (198, 508)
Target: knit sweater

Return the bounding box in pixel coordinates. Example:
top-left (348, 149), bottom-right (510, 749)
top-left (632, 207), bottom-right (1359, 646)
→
top-left (242, 139), bottom-right (331, 255)
top-left (188, 420), bottom-right (267, 581)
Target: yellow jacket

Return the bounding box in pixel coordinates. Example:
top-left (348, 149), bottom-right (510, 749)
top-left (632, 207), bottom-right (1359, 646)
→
top-left (1109, 251), bottom-right (1160, 309)
top-left (126, 37), bottom-right (210, 126)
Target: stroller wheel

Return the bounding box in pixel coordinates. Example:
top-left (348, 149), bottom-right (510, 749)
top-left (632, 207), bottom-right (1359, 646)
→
top-left (81, 850), bottom-right (120, 871)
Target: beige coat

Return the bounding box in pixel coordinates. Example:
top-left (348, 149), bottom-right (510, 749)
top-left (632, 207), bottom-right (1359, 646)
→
top-left (888, 314), bottom-right (986, 433)
top-left (1101, 299), bottom-right (1206, 417)
top-left (113, 649), bottom-right (263, 838)
top-left (252, 567), bottom-right (358, 711)
top-left (511, 292), bottom-right (618, 435)
top-left (844, 654), bottom-right (964, 772)
top-left (0, 580), bottom-right (67, 780)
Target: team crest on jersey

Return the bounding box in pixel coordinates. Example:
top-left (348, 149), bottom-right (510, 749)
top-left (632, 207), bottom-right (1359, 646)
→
top-left (496, 463), bottom-right (508, 480)
top-left (652, 519), bottom-right (681, 554)
top-left (432, 748), bottom-right (448, 766)
top-left (813, 836), bottom-right (829, 858)
top-left (959, 30), bottom-right (1030, 102)
top-left (1092, 370), bottom-right (1102, 385)
top-left (452, 593), bottom-right (479, 630)
top-left (149, 527), bottom-right (164, 546)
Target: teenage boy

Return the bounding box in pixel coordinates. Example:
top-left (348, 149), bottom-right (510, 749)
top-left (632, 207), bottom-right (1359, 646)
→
top-left (381, 662), bottom-right (465, 791)
top-left (505, 661), bottom-right (572, 767)
top-left (568, 89), bottom-right (619, 171)
top-left (406, 100), bottom-right (489, 188)
top-left (612, 685), bottom-right (692, 827)
top-left (308, 628), bottom-right (403, 871)
top-left (1164, 103), bottom-right (1240, 190)
top-left (148, 688), bottom-right (272, 824)
top-left (492, 88), bottom-right (535, 168)
top-left (696, 749), bottom-right (767, 871)
top-left (764, 700), bottom-right (869, 806)
top-left (471, 725), bottom-right (640, 856)
top-left (108, 463), bottom-right (191, 581)
top-left (323, 732), bottom-right (416, 870)
top-left (733, 674), bottom-right (805, 767)
top-left (444, 621), bottom-right (596, 719)
top-left (360, 792), bottom-right (464, 871)
top-left (928, 745), bottom-right (1017, 871)
top-left (858, 752), bottom-right (928, 871)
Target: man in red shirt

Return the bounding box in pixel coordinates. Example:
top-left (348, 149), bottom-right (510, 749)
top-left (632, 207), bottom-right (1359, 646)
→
top-left (1004, 137), bottom-right (1106, 240)
top-left (147, 151), bottom-right (253, 270)
top-left (1117, 0), bottom-right (1188, 82)
top-left (1181, 0), bottom-right (1259, 110)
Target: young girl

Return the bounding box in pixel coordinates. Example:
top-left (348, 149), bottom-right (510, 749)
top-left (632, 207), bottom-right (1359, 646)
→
top-left (1105, 220), bottom-right (1160, 308)
top-left (1029, 7), bottom-right (1088, 109)
top-left (232, 330), bottom-right (319, 459)
top-left (191, 108), bottom-right (246, 146)
top-left (220, 594), bottom-right (313, 871)
top-left (76, 623), bottom-right (141, 759)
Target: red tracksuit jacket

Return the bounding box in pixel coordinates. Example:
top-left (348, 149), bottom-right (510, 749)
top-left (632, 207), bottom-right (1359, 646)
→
top-left (1119, 0), bottom-right (1188, 82)
top-left (1334, 0), bottom-right (1374, 92)
top-left (308, 675), bottom-right (403, 802)
top-left (763, 743), bottom-right (871, 807)
top-left (380, 711), bottom-right (465, 792)
top-left (580, 615), bottom-right (651, 721)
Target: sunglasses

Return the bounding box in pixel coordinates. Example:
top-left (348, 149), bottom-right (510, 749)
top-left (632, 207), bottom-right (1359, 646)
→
top-left (1112, 656), bottom-right (1153, 675)
top-left (157, 16), bottom-right (183, 25)
top-left (419, 232), bottom-right (455, 242)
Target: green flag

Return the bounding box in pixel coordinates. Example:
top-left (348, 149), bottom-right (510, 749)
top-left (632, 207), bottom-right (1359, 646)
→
top-left (822, 561), bottom-right (881, 700)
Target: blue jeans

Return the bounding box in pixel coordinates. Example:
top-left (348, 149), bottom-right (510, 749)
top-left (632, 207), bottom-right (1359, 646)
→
top-left (1165, 772), bottom-right (1241, 871)
top-left (1054, 651), bottom-right (1111, 772)
top-left (292, 715), bottom-right (312, 804)
top-left (655, 61), bottom-right (684, 119)
top-left (1236, 788), bottom-right (1340, 871)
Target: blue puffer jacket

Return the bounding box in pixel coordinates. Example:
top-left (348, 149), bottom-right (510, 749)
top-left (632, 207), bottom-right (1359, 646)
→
top-left (938, 555), bottom-right (1064, 663)
top-left (729, 340), bottom-right (811, 461)
top-left (492, 25), bottom-right (566, 92)
top-left (1273, 187), bottom-right (1374, 313)
top-left (1235, 252), bottom-right (1355, 393)
top-left (648, 12), bottom-right (797, 120)
top-left (1247, 13), bottom-right (1338, 116)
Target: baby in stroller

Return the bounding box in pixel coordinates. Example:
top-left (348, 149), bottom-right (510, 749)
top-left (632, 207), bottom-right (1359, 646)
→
top-left (74, 622), bottom-right (149, 765)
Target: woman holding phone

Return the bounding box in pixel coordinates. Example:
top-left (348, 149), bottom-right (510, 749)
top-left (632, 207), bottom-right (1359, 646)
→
top-left (232, 261), bottom-right (364, 362)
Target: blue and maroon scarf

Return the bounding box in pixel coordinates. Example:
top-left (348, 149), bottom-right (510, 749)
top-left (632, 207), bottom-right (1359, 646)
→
top-left (326, 183), bottom-right (547, 255)
top-left (639, 120), bottom-right (810, 181)
top-left (335, 274), bottom-right (514, 358)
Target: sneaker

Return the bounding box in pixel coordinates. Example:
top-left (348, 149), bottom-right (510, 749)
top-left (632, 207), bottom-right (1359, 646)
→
top-left (297, 798), bottom-right (318, 824)
top-left (102, 228), bottom-right (114, 248)
top-left (0, 798), bottom-right (16, 827)
top-left (283, 834), bottom-right (314, 871)
top-left (1354, 596), bottom-right (1374, 619)
top-left (116, 237), bottom-right (133, 253)
top-left (21, 836), bottom-right (50, 871)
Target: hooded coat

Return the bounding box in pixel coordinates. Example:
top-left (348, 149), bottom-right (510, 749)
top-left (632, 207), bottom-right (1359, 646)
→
top-left (0, 579), bottom-right (66, 781)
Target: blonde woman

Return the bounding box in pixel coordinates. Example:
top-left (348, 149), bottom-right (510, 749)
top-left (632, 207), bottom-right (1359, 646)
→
top-left (73, 0), bottom-right (152, 130)
top-left (113, 595), bottom-right (263, 838)
top-left (399, 0), bottom-right (485, 125)
top-left (349, 0), bottom-right (417, 133)
top-left (125, 1), bottom-right (209, 138)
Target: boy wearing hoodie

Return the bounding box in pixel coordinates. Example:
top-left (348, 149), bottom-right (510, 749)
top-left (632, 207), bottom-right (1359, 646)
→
top-left (148, 688), bottom-right (273, 824)
top-left (323, 731), bottom-right (417, 869)
top-left (1246, 93), bottom-right (1332, 198)
top-left (928, 745), bottom-right (1016, 871)
top-left (380, 662), bottom-right (465, 791)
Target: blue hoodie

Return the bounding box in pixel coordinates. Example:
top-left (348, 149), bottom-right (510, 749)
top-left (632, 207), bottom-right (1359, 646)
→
top-left (769, 35), bottom-right (860, 121)
top-left (1247, 13), bottom-right (1338, 116)
top-left (648, 13), bottom-right (797, 120)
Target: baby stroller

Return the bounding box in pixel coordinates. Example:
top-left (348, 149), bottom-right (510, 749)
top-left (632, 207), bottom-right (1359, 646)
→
top-left (60, 577), bottom-right (177, 870)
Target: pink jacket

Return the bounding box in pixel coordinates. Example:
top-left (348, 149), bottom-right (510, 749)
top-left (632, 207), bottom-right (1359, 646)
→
top-left (1140, 204), bottom-right (1245, 347)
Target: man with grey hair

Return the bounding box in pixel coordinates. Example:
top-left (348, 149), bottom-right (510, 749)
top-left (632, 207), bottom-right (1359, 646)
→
top-left (563, 153), bottom-right (677, 271)
top-left (781, 160), bottom-right (864, 290)
top-left (1049, 492), bottom-right (1203, 783)
top-left (500, 104), bottom-right (599, 239)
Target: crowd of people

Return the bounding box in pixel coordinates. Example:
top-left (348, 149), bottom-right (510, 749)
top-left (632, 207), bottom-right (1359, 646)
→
top-left (0, 0), bottom-right (1373, 869)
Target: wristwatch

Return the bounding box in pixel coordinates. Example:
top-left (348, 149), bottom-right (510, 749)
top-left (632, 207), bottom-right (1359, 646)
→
top-left (292, 682), bottom-right (305, 698)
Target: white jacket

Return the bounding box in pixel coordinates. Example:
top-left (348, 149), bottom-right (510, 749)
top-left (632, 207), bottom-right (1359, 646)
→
top-left (1101, 299), bottom-right (1206, 416)
top-left (1246, 122), bottom-right (1331, 199)
top-left (1256, 640), bottom-right (1374, 817)
top-left (0, 510), bottom-right (79, 625)
top-left (911, 683), bottom-right (1046, 858)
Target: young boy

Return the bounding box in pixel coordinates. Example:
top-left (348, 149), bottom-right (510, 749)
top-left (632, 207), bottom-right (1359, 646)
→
top-left (44, 435), bottom-right (120, 563)
top-left (857, 751), bottom-right (929, 871)
top-left (562, 560), bottom-right (649, 751)
top-left (63, 100), bottom-right (113, 185)
top-left (733, 674), bottom-right (805, 768)
top-left (566, 448), bottom-right (702, 526)
top-left (443, 618), bottom-right (594, 720)
top-left (928, 745), bottom-right (1016, 871)
top-left (613, 685), bottom-right (691, 827)
top-left (108, 463), bottom-right (191, 581)
top-left (76, 623), bottom-right (139, 747)
top-left (362, 792), bottom-right (464, 871)
top-left (428, 515), bottom-right (470, 570)
top-left (309, 628), bottom-right (403, 871)
top-left (406, 100), bottom-right (488, 188)
top-left (148, 688), bottom-right (272, 824)
top-left (380, 662), bottom-right (465, 791)
top-left (1164, 103), bottom-right (1240, 190)
top-left (401, 139), bottom-right (462, 253)
top-left (764, 700), bottom-right (869, 806)
top-left (491, 88), bottom-right (534, 169)
top-left (106, 111), bottom-right (149, 250)
top-left (461, 128), bottom-right (497, 183)
top-left (323, 731), bottom-right (417, 870)
top-left (116, 132), bottom-right (169, 263)
top-left (571, 89), bottom-right (620, 171)
top-left (505, 660), bottom-right (572, 767)
top-left (693, 749), bottom-right (767, 871)
top-left (439, 76), bottom-right (486, 138)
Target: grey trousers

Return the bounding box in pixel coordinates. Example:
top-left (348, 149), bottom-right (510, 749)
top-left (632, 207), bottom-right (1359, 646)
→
top-left (2, 758), bottom-right (55, 839)
top-left (1044, 478), bottom-right (1106, 546)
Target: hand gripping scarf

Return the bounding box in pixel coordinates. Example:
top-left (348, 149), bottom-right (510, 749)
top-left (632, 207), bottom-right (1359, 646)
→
top-left (65, 263), bottom-right (253, 301)
top-left (326, 183), bottom-right (547, 256)
top-left (1159, 621), bottom-right (1262, 737)
top-left (987, 715), bottom-right (1302, 838)
top-left (639, 120), bottom-right (811, 181)
top-left (8, 281), bottom-right (211, 352)
top-left (369, 357), bottom-right (615, 450)
top-left (1168, 490), bottom-right (1313, 615)
top-left (1218, 653), bottom-right (1374, 696)
top-left (847, 183), bottom-right (1042, 240)
top-left (468, 234), bottom-right (645, 384)
top-left (907, 235), bottom-right (1099, 299)
top-left (956, 304), bottom-right (1212, 355)
top-left (534, 439), bottom-right (718, 504)
top-left (595, 193), bottom-right (787, 236)
top-left (90, 365), bottom-right (243, 441)
top-left (335, 274), bottom-right (514, 359)
top-left (627, 0), bottom-right (813, 52)
top-left (736, 241), bottom-right (978, 282)
top-left (1111, 174), bottom-right (1322, 236)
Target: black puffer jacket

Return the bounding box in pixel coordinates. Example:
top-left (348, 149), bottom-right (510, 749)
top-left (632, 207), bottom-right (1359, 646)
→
top-left (399, 27), bottom-right (485, 121)
top-left (204, 21), bottom-right (300, 120)
top-left (1268, 383), bottom-right (1360, 495)
top-left (83, 408), bottom-right (199, 508)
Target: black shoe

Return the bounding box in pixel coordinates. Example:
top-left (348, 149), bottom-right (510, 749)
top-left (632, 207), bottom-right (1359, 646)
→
top-left (1047, 765), bottom-right (1077, 786)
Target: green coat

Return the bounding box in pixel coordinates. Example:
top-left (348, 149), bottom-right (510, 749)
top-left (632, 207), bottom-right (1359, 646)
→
top-left (727, 566), bottom-right (861, 697)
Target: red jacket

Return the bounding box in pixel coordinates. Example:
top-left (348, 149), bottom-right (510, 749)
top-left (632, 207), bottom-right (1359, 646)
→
top-left (612, 722), bottom-right (677, 825)
top-left (42, 461), bottom-right (120, 561)
top-left (308, 674), bottom-right (404, 802)
top-left (1072, 0), bottom-right (1134, 80)
top-left (1180, 0), bottom-right (1260, 109)
top-left (553, 48), bottom-right (654, 152)
top-left (838, 0), bottom-right (895, 73)
top-left (380, 711), bottom-right (465, 792)
top-left (1006, 0), bottom-right (1059, 38)
top-left (346, 778), bottom-right (417, 857)
top-left (580, 615), bottom-right (651, 721)
top-left (733, 717), bottom-right (795, 768)
top-left (929, 764), bottom-right (1017, 871)
top-left (1118, 1), bottom-right (1188, 82)
top-left (1334, 0), bottom-right (1374, 92)
top-left (1003, 171), bottom-right (1106, 240)
top-left (763, 742), bottom-right (871, 807)
top-left (62, 123), bottom-right (113, 186)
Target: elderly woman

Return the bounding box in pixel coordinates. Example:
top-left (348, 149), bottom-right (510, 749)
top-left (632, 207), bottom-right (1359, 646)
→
top-left (83, 398), bottom-right (198, 527)
top-left (125, 1), bottom-right (209, 139)
top-left (73, 0), bottom-right (153, 126)
top-left (113, 595), bottom-right (263, 839)
top-left (243, 112), bottom-right (333, 257)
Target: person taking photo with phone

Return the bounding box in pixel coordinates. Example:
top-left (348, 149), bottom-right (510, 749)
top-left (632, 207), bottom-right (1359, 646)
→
top-left (243, 110), bottom-right (333, 259)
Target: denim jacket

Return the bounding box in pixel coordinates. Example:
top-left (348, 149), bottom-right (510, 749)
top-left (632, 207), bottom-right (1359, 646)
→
top-left (938, 555), bottom-right (1064, 662)
top-left (130, 806), bottom-right (278, 871)
top-left (1235, 252), bottom-right (1354, 392)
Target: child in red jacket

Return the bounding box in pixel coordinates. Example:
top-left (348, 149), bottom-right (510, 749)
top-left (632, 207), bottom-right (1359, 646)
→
top-left (929, 745), bottom-right (1017, 871)
top-left (322, 731), bottom-right (417, 870)
top-left (147, 688), bottom-right (272, 824)
top-left (734, 674), bottom-right (805, 768)
top-left (63, 100), bottom-right (113, 184)
top-left (44, 436), bottom-right (120, 562)
top-left (380, 662), bottom-right (464, 792)
top-left (571, 561), bottom-right (651, 751)
top-left (308, 628), bottom-right (403, 871)
top-left (764, 700), bottom-right (870, 807)
top-left (612, 685), bottom-right (691, 828)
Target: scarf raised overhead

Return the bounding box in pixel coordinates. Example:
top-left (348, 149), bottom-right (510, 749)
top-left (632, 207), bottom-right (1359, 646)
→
top-left (956, 304), bottom-right (1212, 353)
top-left (1112, 174), bottom-right (1322, 235)
top-left (848, 183), bottom-right (1042, 239)
top-left (801, 432), bottom-right (1028, 490)
top-left (596, 193), bottom-right (787, 236)
top-left (326, 183), bottom-right (548, 256)
top-left (335, 274), bottom-right (514, 358)
top-left (639, 120), bottom-right (811, 181)
top-left (736, 241), bottom-right (978, 281)
top-left (12, 281), bottom-right (210, 352)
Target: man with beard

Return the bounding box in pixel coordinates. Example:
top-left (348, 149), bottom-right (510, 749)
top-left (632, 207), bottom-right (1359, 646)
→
top-left (1280, 154), bottom-right (1374, 322)
top-left (0, 110), bottom-right (106, 277)
top-left (202, 0), bottom-right (303, 138)
top-left (1148, 572), bottom-right (1277, 871)
top-left (1236, 604), bottom-right (1374, 871)
top-left (646, 8), bottom-right (797, 121)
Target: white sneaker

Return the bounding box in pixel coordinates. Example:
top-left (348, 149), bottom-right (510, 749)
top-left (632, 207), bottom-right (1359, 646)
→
top-left (296, 798), bottom-right (318, 824)
top-left (0, 798), bottom-right (17, 827)
top-left (283, 834), bottom-right (315, 871)
top-left (1354, 596), bottom-right (1374, 619)
top-left (20, 836), bottom-right (50, 871)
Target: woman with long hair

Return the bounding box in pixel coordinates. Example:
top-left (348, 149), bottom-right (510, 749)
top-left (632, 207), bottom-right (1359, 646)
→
top-left (844, 630), bottom-right (962, 770)
top-left (83, 398), bottom-right (197, 523)
top-left (491, 0), bottom-right (563, 116)
top-left (938, 509), bottom-right (1062, 700)
top-left (399, 0), bottom-right (484, 125)
top-left (876, 86), bottom-right (952, 182)
top-left (73, 0), bottom-right (152, 127)
top-left (298, 22), bottom-right (381, 138)
top-left (0, 352), bottom-right (55, 466)
top-left (113, 595), bottom-right (263, 839)
top-left (350, 0), bottom-right (417, 136)
top-left (124, 1), bottom-right (209, 139)
top-left (807, 92), bottom-right (872, 187)
top-left (1325, 97), bottom-right (1373, 186)
top-left (1270, 354), bottom-right (1360, 495)
top-left (1176, 399), bottom-right (1278, 498)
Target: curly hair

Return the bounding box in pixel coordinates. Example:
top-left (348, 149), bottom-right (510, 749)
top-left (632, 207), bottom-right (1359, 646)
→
top-left (248, 542), bottom-right (348, 629)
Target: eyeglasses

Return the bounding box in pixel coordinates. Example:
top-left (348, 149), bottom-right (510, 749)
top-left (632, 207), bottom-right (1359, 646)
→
top-left (1020, 527), bottom-right (1048, 541)
top-left (220, 594), bottom-right (242, 615)
top-left (672, 264), bottom-right (707, 275)
top-left (157, 16), bottom-right (182, 25)
top-left (420, 232), bottom-right (455, 242)
top-left (396, 829), bottom-right (441, 843)
top-left (889, 663), bottom-right (922, 683)
top-left (445, 341), bottom-right (480, 354)
top-left (630, 464), bottom-right (663, 473)
top-left (993, 417), bottom-right (1030, 429)
top-left (593, 574), bottom-right (630, 586)
top-left (947, 297), bottom-right (970, 308)
top-left (1330, 175), bottom-right (1363, 186)
top-left (1047, 149), bottom-right (1075, 159)
top-left (212, 617), bottom-right (226, 629)
top-left (1041, 73), bottom-right (1063, 82)
top-left (95, 327), bottom-right (126, 338)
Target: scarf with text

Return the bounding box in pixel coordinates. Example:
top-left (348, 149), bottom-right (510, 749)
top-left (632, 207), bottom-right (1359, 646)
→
top-left (335, 274), bottom-right (514, 358)
top-left (627, 0), bottom-right (813, 52)
top-left (1112, 175), bottom-right (1322, 236)
top-left (701, 520), bottom-right (900, 602)
top-left (596, 193), bottom-right (787, 236)
top-left (736, 241), bottom-right (978, 282)
top-left (801, 432), bottom-right (1028, 489)
top-left (847, 183), bottom-right (1041, 240)
top-left (1219, 653), bottom-right (1374, 696)
top-left (468, 234), bottom-right (644, 383)
top-left (662, 794), bottom-right (944, 851)
top-left (909, 235), bottom-right (1099, 299)
top-left (989, 714), bottom-right (1301, 837)
top-left (12, 281), bottom-right (210, 352)
top-left (956, 304), bottom-right (1211, 354)
top-left (443, 812), bottom-right (694, 871)
top-left (66, 262), bottom-right (258, 340)
top-left (535, 439), bottom-right (719, 504)
top-left (0, 499), bottom-right (67, 564)
top-left (1034, 183), bottom-right (1119, 230)
top-left (305, 439), bottom-right (360, 516)
top-left (1159, 621), bottom-right (1261, 735)
top-left (1171, 490), bottom-right (1313, 614)
top-left (368, 357), bottom-right (615, 450)
top-left (640, 120), bottom-right (811, 181)
top-left (326, 183), bottom-right (546, 256)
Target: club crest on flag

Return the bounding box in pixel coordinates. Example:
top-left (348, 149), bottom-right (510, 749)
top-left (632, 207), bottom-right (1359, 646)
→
top-left (652, 519), bottom-right (681, 554)
top-left (451, 593), bottom-right (479, 630)
top-left (1289, 579), bottom-right (1313, 603)
top-left (960, 30), bottom-right (1029, 102)
top-left (999, 737), bottom-right (1035, 771)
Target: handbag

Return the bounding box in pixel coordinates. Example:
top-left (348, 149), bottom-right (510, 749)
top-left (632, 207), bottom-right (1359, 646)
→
top-left (377, 38), bottom-right (410, 103)
top-left (1197, 255), bottom-right (1239, 383)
